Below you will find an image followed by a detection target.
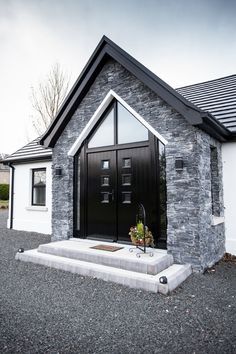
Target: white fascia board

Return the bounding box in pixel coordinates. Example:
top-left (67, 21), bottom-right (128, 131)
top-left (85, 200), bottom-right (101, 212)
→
top-left (68, 89), bottom-right (168, 156)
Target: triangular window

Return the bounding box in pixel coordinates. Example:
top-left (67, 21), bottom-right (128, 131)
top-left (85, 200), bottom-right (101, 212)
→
top-left (88, 101), bottom-right (148, 149)
top-left (117, 102), bottom-right (148, 144)
top-left (88, 108), bottom-right (115, 148)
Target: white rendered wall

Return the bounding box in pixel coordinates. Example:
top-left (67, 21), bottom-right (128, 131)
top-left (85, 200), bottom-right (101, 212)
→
top-left (222, 142), bottom-right (236, 255)
top-left (8, 161), bottom-right (52, 234)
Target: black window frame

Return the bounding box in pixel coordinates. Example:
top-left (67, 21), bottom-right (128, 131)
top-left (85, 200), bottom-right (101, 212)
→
top-left (31, 168), bottom-right (46, 206)
top-left (86, 99), bottom-right (149, 150)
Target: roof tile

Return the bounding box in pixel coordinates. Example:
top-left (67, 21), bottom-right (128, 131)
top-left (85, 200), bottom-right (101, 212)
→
top-left (177, 75), bottom-right (236, 133)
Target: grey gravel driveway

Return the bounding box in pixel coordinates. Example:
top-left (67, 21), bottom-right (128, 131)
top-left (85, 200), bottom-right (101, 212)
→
top-left (0, 210), bottom-right (235, 354)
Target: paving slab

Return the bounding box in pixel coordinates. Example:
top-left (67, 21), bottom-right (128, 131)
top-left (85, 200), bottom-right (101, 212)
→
top-left (38, 238), bottom-right (173, 274)
top-left (16, 240), bottom-right (191, 294)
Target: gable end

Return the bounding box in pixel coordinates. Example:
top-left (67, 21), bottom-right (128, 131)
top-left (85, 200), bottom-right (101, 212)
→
top-left (40, 36), bottom-right (231, 147)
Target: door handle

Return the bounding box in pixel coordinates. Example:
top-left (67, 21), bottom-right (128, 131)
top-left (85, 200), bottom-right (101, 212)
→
top-left (109, 189), bottom-right (114, 201)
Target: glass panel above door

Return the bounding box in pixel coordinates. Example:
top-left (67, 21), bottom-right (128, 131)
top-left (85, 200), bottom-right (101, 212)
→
top-left (88, 108), bottom-right (114, 148)
top-left (117, 103), bottom-right (148, 144)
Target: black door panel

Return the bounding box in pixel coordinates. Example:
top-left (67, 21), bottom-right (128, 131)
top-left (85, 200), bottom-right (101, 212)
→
top-left (86, 146), bottom-right (157, 243)
top-left (87, 151), bottom-right (116, 240)
top-left (117, 147), bottom-right (156, 241)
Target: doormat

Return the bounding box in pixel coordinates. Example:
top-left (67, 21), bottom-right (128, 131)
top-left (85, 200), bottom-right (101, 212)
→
top-left (90, 245), bottom-right (124, 252)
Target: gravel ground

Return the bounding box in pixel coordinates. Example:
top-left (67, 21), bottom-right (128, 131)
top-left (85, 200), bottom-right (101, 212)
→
top-left (0, 210), bottom-right (235, 354)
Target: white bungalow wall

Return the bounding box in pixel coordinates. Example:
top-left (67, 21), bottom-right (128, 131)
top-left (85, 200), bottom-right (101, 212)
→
top-left (8, 161), bottom-right (52, 234)
top-left (222, 142), bottom-right (236, 255)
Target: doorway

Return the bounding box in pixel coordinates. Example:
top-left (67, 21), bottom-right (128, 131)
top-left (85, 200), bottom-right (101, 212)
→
top-left (75, 99), bottom-right (167, 247)
top-left (86, 145), bottom-right (157, 242)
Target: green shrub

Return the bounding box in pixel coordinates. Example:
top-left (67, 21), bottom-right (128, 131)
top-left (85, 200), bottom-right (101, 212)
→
top-left (0, 184), bottom-right (9, 200)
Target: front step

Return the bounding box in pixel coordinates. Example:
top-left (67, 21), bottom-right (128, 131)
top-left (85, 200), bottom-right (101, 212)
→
top-left (38, 239), bottom-right (173, 275)
top-left (15, 242), bottom-right (192, 294)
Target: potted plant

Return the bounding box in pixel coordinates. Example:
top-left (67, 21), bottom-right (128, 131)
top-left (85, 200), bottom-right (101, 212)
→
top-left (129, 221), bottom-right (154, 247)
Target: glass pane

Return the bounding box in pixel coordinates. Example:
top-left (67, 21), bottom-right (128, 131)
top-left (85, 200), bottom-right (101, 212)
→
top-left (33, 186), bottom-right (46, 205)
top-left (122, 192), bottom-right (131, 204)
top-left (77, 157), bottom-right (80, 230)
top-left (88, 108), bottom-right (114, 148)
top-left (122, 174), bottom-right (131, 186)
top-left (101, 176), bottom-right (109, 186)
top-left (101, 160), bottom-right (110, 169)
top-left (159, 142), bottom-right (167, 237)
top-left (117, 103), bottom-right (148, 144)
top-left (33, 170), bottom-right (46, 186)
top-left (32, 169), bottom-right (46, 206)
top-left (122, 158), bottom-right (131, 168)
top-left (101, 192), bottom-right (109, 203)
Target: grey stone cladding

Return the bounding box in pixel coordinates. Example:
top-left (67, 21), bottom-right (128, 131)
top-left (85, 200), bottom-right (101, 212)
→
top-left (52, 58), bottom-right (225, 271)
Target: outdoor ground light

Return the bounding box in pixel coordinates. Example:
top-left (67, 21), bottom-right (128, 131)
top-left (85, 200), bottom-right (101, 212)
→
top-left (18, 248), bottom-right (24, 253)
top-left (159, 276), bottom-right (168, 284)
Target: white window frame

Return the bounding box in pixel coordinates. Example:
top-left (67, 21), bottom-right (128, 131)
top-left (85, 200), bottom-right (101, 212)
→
top-left (68, 90), bottom-right (168, 156)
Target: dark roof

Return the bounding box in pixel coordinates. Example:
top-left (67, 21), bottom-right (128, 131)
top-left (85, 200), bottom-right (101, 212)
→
top-left (4, 137), bottom-right (52, 164)
top-left (40, 36), bottom-right (232, 147)
top-left (177, 75), bottom-right (236, 133)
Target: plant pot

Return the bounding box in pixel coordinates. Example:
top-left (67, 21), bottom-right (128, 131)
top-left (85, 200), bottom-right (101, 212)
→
top-left (131, 235), bottom-right (153, 246)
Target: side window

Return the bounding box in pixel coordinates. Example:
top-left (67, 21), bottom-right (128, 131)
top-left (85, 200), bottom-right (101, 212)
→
top-left (210, 146), bottom-right (220, 216)
top-left (32, 168), bottom-right (46, 206)
top-left (159, 142), bottom-right (167, 238)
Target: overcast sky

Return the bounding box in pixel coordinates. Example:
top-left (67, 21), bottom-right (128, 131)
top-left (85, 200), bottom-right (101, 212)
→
top-left (1, 0), bottom-right (235, 154)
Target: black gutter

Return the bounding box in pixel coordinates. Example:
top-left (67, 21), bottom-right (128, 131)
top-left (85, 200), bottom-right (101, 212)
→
top-left (199, 112), bottom-right (232, 142)
top-left (3, 155), bottom-right (52, 165)
top-left (8, 163), bottom-right (15, 229)
top-left (229, 133), bottom-right (236, 141)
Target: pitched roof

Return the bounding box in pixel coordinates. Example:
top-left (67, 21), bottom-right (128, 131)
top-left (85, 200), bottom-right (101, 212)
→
top-left (177, 75), bottom-right (236, 133)
top-left (40, 36), bottom-right (231, 147)
top-left (4, 137), bottom-right (52, 164)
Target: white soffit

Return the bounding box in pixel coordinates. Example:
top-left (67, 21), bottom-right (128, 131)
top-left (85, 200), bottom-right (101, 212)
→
top-left (68, 90), bottom-right (168, 156)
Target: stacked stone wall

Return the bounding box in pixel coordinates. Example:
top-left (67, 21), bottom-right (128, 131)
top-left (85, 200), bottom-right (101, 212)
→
top-left (52, 59), bottom-right (225, 270)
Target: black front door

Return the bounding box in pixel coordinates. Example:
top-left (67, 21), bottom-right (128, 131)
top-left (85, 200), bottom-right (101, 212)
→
top-left (87, 150), bottom-right (116, 240)
top-left (86, 146), bottom-right (157, 242)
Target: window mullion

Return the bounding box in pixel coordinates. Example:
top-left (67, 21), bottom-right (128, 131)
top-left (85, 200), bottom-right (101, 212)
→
top-left (114, 100), bottom-right (118, 145)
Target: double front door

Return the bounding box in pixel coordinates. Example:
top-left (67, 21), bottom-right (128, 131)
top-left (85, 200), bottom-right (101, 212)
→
top-left (86, 146), bottom-right (157, 242)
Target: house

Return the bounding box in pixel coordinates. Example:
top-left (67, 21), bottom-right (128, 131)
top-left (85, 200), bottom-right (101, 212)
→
top-left (177, 77), bottom-right (236, 257)
top-left (5, 37), bottom-right (236, 277)
top-left (0, 153), bottom-right (10, 184)
top-left (4, 138), bottom-right (52, 234)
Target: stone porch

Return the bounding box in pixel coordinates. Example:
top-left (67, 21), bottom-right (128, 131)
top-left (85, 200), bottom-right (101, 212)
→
top-left (16, 238), bottom-right (192, 294)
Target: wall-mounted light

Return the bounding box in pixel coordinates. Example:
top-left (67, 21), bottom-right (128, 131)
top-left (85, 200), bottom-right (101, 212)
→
top-left (55, 167), bottom-right (62, 176)
top-left (175, 158), bottom-right (184, 171)
top-left (18, 248), bottom-right (24, 253)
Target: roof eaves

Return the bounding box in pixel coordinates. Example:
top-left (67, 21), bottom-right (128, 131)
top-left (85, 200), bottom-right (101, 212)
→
top-left (198, 111), bottom-right (231, 142)
top-left (3, 154), bottom-right (52, 165)
top-left (4, 137), bottom-right (52, 165)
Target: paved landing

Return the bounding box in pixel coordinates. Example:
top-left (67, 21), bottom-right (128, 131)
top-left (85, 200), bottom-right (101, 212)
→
top-left (16, 238), bottom-right (192, 294)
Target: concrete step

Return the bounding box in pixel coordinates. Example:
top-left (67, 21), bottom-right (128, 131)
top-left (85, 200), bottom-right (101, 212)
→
top-left (38, 239), bottom-right (173, 275)
top-left (15, 249), bottom-right (192, 294)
